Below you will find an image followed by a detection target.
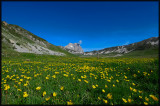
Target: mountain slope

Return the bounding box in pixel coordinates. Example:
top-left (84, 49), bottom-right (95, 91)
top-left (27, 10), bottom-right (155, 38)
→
top-left (84, 37), bottom-right (159, 56)
top-left (1, 21), bottom-right (73, 56)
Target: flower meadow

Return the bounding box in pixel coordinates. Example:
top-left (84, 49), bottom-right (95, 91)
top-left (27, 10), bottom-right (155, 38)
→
top-left (1, 56), bottom-right (159, 105)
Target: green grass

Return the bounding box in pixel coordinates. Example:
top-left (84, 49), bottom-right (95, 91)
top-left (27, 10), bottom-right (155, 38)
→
top-left (1, 53), bottom-right (159, 105)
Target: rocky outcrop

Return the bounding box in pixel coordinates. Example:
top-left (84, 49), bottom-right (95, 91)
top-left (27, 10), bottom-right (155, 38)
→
top-left (61, 43), bottom-right (84, 54)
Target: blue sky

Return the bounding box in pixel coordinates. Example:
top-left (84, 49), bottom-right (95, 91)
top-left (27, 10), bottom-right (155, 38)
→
top-left (2, 1), bottom-right (158, 52)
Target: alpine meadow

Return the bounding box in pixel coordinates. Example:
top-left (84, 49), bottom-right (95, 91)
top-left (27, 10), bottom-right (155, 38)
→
top-left (1, 1), bottom-right (159, 105)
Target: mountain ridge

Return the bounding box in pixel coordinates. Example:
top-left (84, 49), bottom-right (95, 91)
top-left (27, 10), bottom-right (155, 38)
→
top-left (1, 21), bottom-right (73, 56)
top-left (84, 37), bottom-right (159, 56)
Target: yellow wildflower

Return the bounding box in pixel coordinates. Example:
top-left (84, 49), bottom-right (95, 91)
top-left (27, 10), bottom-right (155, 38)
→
top-left (67, 100), bottom-right (73, 105)
top-left (20, 79), bottom-right (23, 81)
top-left (128, 98), bottom-right (132, 103)
top-left (43, 91), bottom-right (46, 96)
top-left (139, 96), bottom-right (142, 99)
top-left (45, 97), bottom-right (50, 101)
top-left (107, 93), bottom-right (112, 99)
top-left (36, 87), bottom-right (41, 90)
top-left (98, 97), bottom-right (101, 100)
top-left (92, 85), bottom-right (96, 89)
top-left (102, 89), bottom-right (105, 93)
top-left (52, 75), bottom-right (56, 78)
top-left (145, 97), bottom-right (149, 101)
top-left (113, 84), bottom-right (115, 87)
top-left (132, 83), bottom-right (136, 86)
top-left (4, 85), bottom-right (10, 90)
top-left (53, 92), bottom-right (57, 97)
top-left (103, 99), bottom-right (108, 104)
top-left (84, 80), bottom-right (88, 83)
top-left (105, 85), bottom-right (108, 88)
top-left (24, 83), bottom-right (28, 86)
top-left (116, 79), bottom-right (119, 82)
top-left (60, 86), bottom-right (64, 91)
top-left (23, 92), bottom-right (28, 97)
top-left (78, 79), bottom-right (81, 82)
top-left (55, 72), bottom-right (59, 74)
top-left (46, 77), bottom-right (49, 79)
top-left (149, 95), bottom-right (158, 101)
top-left (144, 102), bottom-right (148, 105)
top-left (133, 89), bottom-right (137, 92)
top-left (122, 98), bottom-right (127, 103)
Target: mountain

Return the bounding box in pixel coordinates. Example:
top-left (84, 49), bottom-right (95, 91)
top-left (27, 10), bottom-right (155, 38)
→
top-left (60, 43), bottom-right (84, 54)
top-left (1, 21), bottom-right (73, 56)
top-left (84, 37), bottom-right (159, 56)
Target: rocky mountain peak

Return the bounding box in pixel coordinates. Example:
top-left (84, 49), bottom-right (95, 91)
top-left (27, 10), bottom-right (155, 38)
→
top-left (64, 42), bottom-right (84, 54)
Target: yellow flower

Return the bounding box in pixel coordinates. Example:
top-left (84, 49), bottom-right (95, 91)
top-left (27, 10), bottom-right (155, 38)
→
top-left (133, 74), bottom-right (137, 77)
top-left (18, 82), bottom-right (21, 85)
top-left (122, 98), bottom-right (127, 103)
top-left (36, 87), bottom-right (41, 90)
top-left (92, 85), bottom-right (96, 89)
top-left (144, 102), bottom-right (148, 105)
top-left (103, 99), bottom-right (108, 104)
top-left (67, 100), bottom-right (73, 105)
top-left (43, 91), bottom-right (46, 96)
top-left (20, 79), bottom-right (23, 81)
top-left (53, 92), bottom-right (57, 97)
top-left (60, 86), bottom-right (64, 91)
top-left (52, 75), bottom-right (56, 78)
top-left (78, 79), bottom-right (81, 82)
top-left (113, 84), bottom-right (115, 87)
top-left (45, 97), bottom-right (50, 101)
top-left (105, 85), bottom-right (108, 88)
top-left (149, 95), bottom-right (158, 101)
top-left (4, 85), bottom-right (10, 90)
top-left (132, 83), bottom-right (136, 86)
top-left (102, 89), bottom-right (105, 93)
top-left (23, 92), bottom-right (28, 97)
top-left (96, 84), bottom-right (98, 87)
top-left (139, 90), bottom-right (142, 93)
top-left (55, 72), bottom-right (59, 74)
top-left (139, 96), bottom-right (142, 99)
top-left (98, 97), bottom-right (101, 100)
top-left (46, 77), bottom-right (49, 79)
top-left (128, 98), bottom-right (132, 103)
top-left (24, 83), bottom-right (28, 86)
top-left (116, 79), bottom-right (119, 82)
top-left (17, 89), bottom-right (22, 91)
top-left (107, 93), bottom-right (112, 99)
top-left (84, 80), bottom-right (88, 83)
top-left (145, 97), bottom-right (149, 101)
top-left (133, 89), bottom-right (137, 92)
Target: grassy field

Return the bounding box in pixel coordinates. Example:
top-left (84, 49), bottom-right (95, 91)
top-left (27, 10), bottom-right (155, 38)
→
top-left (1, 53), bottom-right (159, 105)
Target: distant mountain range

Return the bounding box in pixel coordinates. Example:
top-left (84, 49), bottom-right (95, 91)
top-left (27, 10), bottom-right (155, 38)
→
top-left (1, 21), bottom-right (158, 57)
top-left (84, 37), bottom-right (159, 56)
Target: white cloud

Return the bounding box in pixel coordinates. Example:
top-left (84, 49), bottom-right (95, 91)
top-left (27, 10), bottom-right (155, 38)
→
top-left (78, 40), bottom-right (82, 44)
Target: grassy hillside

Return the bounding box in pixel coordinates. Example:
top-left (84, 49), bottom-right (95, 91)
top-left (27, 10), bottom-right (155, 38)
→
top-left (122, 48), bottom-right (158, 58)
top-left (2, 22), bottom-right (75, 57)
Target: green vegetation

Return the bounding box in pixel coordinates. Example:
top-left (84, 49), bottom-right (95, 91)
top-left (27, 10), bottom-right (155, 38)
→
top-left (122, 49), bottom-right (158, 58)
top-left (1, 52), bottom-right (159, 105)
